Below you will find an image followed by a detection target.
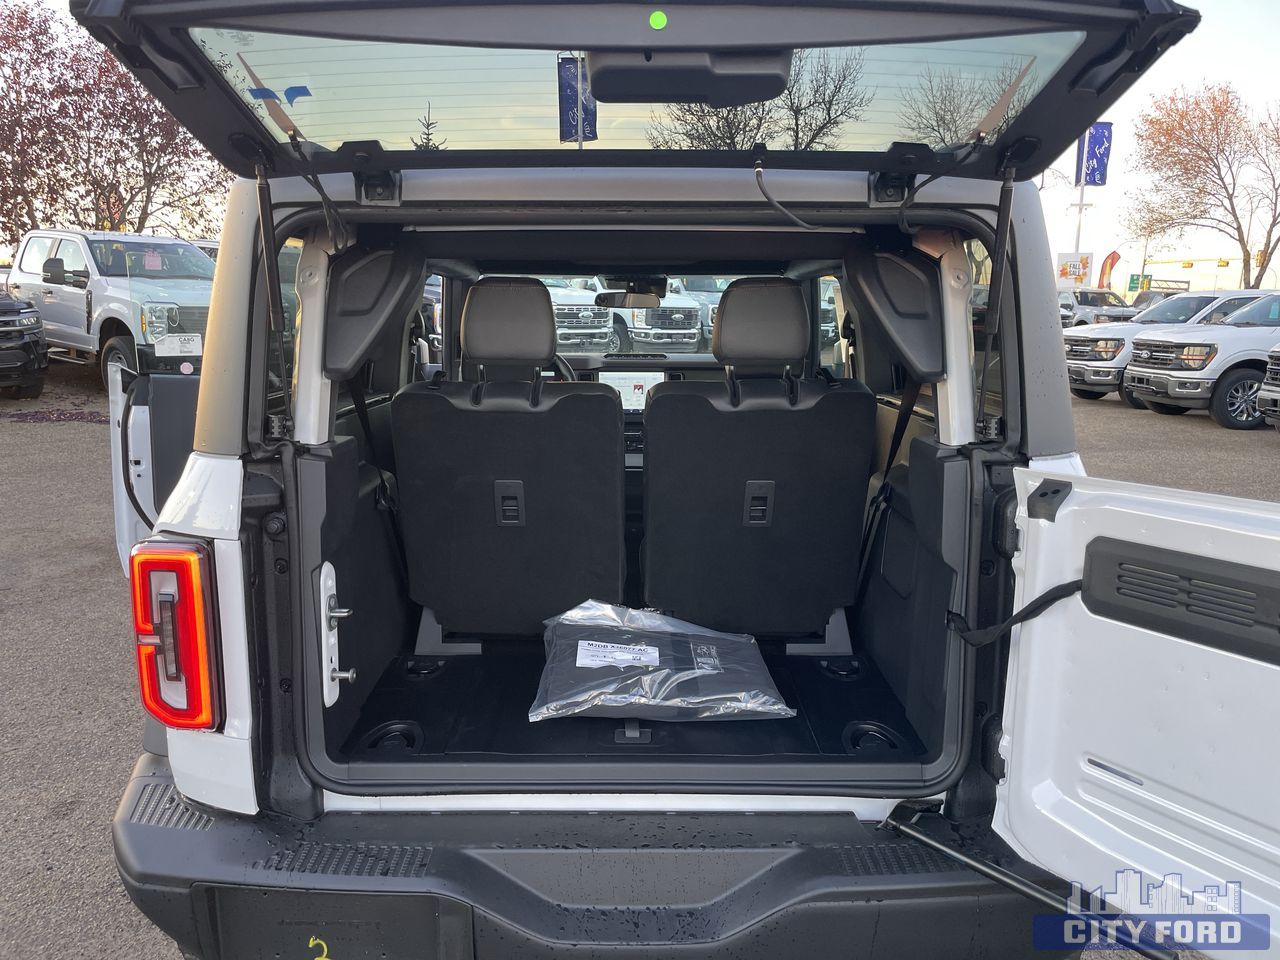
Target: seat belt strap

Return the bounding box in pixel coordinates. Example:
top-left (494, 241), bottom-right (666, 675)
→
top-left (948, 578), bottom-right (1084, 649)
top-left (851, 377), bottom-right (922, 614)
top-left (882, 377), bottom-right (921, 484)
top-left (347, 378), bottom-right (408, 572)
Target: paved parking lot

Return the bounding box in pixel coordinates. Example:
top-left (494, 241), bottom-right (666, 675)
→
top-left (0, 363), bottom-right (1269, 959)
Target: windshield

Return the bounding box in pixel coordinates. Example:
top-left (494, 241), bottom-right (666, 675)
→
top-left (1205, 294), bottom-right (1280, 326)
top-left (1075, 291), bottom-right (1126, 308)
top-left (88, 240), bottom-right (215, 281)
top-left (190, 28), bottom-right (1081, 155)
top-left (1133, 295), bottom-right (1214, 324)
top-left (680, 277), bottom-right (731, 293)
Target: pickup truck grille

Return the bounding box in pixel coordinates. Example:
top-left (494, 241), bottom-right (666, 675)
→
top-left (172, 306), bottom-right (209, 336)
top-left (1267, 352), bottom-right (1280, 386)
top-left (1130, 339), bottom-right (1179, 369)
top-left (646, 307), bottom-right (699, 329)
top-left (553, 306), bottom-right (610, 327)
top-left (1064, 337), bottom-right (1099, 359)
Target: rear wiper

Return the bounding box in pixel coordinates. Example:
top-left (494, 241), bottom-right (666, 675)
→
top-left (967, 59), bottom-right (1036, 143)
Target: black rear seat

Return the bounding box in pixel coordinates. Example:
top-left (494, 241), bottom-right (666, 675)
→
top-left (642, 277), bottom-right (876, 635)
top-left (391, 276), bottom-right (625, 636)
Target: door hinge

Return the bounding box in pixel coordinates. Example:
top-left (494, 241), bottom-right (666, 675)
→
top-left (978, 415), bottom-right (1003, 441)
top-left (354, 169), bottom-right (402, 206)
top-left (265, 413), bottom-right (293, 441)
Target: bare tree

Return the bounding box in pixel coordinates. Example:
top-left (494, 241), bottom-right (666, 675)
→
top-left (647, 100), bottom-right (778, 151)
top-left (776, 50), bottom-right (873, 151)
top-left (1126, 84), bottom-right (1280, 288)
top-left (647, 50), bottom-right (871, 151)
top-left (898, 58), bottom-right (1036, 150)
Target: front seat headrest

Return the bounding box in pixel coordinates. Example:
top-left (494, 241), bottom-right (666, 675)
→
top-left (461, 276), bottom-right (556, 368)
top-left (713, 277), bottom-right (810, 370)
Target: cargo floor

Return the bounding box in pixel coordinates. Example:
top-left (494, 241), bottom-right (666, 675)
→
top-left (336, 641), bottom-right (927, 763)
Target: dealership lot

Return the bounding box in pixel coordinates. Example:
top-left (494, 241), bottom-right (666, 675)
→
top-left (0, 363), bottom-right (1270, 959)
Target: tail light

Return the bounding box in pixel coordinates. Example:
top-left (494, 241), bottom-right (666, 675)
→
top-left (129, 541), bottom-right (221, 730)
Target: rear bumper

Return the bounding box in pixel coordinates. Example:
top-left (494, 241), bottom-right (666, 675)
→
top-left (1123, 367), bottom-right (1214, 408)
top-left (116, 755), bottom-right (1073, 960)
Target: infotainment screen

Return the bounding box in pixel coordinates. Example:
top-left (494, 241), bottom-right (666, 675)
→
top-left (599, 371), bottom-right (666, 413)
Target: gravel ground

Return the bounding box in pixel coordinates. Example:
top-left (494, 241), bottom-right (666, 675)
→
top-left (0, 363), bottom-right (1264, 959)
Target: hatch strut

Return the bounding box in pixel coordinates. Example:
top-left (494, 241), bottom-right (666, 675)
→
top-left (975, 166), bottom-right (1015, 438)
top-left (882, 804), bottom-right (1176, 960)
top-left (254, 161), bottom-right (293, 439)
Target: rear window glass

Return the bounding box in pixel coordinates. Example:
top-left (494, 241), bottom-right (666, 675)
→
top-left (190, 29), bottom-right (1082, 155)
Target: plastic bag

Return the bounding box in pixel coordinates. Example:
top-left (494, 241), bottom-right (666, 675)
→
top-left (528, 600), bottom-right (796, 722)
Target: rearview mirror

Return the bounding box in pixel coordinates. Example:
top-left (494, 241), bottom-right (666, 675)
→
top-left (587, 50), bottom-right (792, 107)
top-left (42, 257), bottom-right (66, 286)
top-left (595, 291), bottom-right (661, 309)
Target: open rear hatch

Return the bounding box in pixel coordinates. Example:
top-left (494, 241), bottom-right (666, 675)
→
top-left (74, 0), bottom-right (1198, 182)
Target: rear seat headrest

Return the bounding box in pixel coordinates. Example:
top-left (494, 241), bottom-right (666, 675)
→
top-left (461, 276), bottom-right (556, 367)
top-left (712, 277), bottom-right (810, 369)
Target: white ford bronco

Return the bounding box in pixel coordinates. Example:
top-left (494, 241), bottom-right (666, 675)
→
top-left (75, 1), bottom-right (1280, 958)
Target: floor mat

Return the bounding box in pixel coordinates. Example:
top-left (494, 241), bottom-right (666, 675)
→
top-left (339, 640), bottom-right (926, 763)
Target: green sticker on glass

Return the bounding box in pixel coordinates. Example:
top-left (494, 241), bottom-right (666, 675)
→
top-left (649, 9), bottom-right (668, 30)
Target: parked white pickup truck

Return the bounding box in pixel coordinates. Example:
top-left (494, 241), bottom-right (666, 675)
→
top-left (6, 230), bottom-right (213, 384)
top-left (1124, 292), bottom-right (1280, 428)
top-left (1259, 343), bottom-right (1280, 433)
top-left (1063, 289), bottom-right (1268, 407)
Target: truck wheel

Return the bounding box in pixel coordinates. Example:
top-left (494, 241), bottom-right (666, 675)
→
top-left (99, 335), bottom-right (136, 386)
top-left (1144, 400), bottom-right (1189, 416)
top-left (607, 322), bottom-right (632, 354)
top-left (1210, 368), bottom-right (1264, 430)
top-left (1120, 384), bottom-right (1146, 410)
top-left (1069, 388), bottom-right (1105, 400)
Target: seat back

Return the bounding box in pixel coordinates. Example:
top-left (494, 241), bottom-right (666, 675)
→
top-left (644, 277), bottom-right (876, 635)
top-left (393, 277), bottom-right (625, 635)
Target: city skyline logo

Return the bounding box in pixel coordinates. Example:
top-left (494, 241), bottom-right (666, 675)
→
top-left (1033, 868), bottom-right (1271, 952)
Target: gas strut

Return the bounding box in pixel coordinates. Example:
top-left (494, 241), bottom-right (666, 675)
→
top-left (882, 805), bottom-right (1176, 960)
top-left (255, 161), bottom-right (292, 438)
top-left (975, 166), bottom-right (1015, 437)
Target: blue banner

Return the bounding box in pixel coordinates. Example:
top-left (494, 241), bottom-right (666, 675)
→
top-left (557, 56), bottom-right (598, 144)
top-left (1075, 121), bottom-right (1114, 187)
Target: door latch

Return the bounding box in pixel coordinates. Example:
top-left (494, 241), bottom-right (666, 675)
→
top-left (319, 562), bottom-right (356, 706)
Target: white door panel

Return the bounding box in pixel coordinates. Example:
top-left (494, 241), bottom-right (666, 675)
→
top-left (108, 365), bottom-right (155, 573)
top-left (994, 469), bottom-right (1280, 958)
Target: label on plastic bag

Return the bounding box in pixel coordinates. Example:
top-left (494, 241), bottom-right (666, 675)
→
top-left (692, 642), bottom-right (723, 674)
top-left (576, 640), bottom-right (659, 669)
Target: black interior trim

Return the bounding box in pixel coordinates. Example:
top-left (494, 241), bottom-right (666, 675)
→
top-left (1083, 537), bottom-right (1280, 667)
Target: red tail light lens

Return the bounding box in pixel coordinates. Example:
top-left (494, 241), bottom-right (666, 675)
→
top-left (129, 541), bottom-right (221, 730)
